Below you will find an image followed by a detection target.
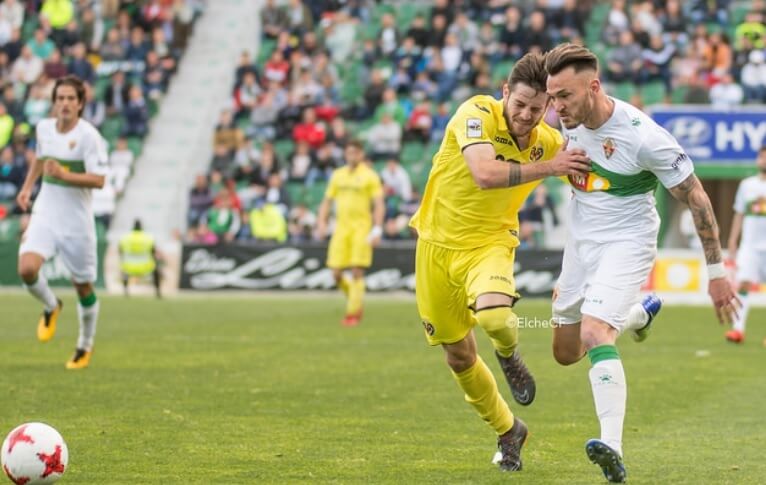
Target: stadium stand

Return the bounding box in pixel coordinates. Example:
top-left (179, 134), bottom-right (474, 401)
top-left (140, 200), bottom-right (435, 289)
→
top-left (184, 0), bottom-right (765, 248)
top-left (0, 0), bottom-right (204, 246)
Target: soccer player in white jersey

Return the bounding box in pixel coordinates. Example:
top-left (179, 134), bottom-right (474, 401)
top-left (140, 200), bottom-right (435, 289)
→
top-left (16, 75), bottom-right (109, 370)
top-left (725, 146), bottom-right (766, 344)
top-left (543, 44), bottom-right (740, 483)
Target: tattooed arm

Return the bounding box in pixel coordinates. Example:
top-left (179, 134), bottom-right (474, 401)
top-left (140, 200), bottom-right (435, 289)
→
top-left (667, 174), bottom-right (722, 264)
top-left (668, 173), bottom-right (741, 323)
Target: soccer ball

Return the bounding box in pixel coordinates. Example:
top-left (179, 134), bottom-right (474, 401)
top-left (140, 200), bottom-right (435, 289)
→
top-left (1, 423), bottom-right (68, 484)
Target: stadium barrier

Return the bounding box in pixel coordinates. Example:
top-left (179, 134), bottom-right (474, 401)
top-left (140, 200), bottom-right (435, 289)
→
top-left (0, 238), bottom-right (107, 288)
top-left (179, 242), bottom-right (564, 297)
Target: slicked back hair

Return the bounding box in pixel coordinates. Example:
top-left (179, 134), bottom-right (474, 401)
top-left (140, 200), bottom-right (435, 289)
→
top-left (544, 43), bottom-right (599, 76)
top-left (506, 53), bottom-right (548, 94)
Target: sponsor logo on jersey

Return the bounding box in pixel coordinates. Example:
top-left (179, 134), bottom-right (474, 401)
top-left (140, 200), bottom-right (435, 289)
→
top-left (530, 145), bottom-right (544, 162)
top-left (631, 117), bottom-right (641, 126)
top-left (671, 152), bottom-right (688, 170)
top-left (494, 135), bottom-right (514, 145)
top-left (602, 138), bottom-right (616, 159)
top-left (68, 140), bottom-right (76, 150)
top-left (466, 118), bottom-right (482, 138)
top-left (568, 171), bottom-right (611, 192)
top-left (422, 320), bottom-right (435, 336)
top-left (490, 275), bottom-right (512, 285)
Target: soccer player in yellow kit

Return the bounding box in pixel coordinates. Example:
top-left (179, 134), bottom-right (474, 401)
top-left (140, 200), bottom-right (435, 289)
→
top-left (409, 53), bottom-right (591, 472)
top-left (317, 139), bottom-right (384, 326)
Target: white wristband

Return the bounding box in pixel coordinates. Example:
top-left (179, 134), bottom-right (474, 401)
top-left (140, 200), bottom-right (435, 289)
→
top-left (707, 262), bottom-right (726, 280)
top-left (368, 226), bottom-right (382, 241)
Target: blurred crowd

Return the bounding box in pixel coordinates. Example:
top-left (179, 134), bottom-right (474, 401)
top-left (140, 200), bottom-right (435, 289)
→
top-left (107, 0), bottom-right (762, 247)
top-left (0, 0), bottom-right (203, 236)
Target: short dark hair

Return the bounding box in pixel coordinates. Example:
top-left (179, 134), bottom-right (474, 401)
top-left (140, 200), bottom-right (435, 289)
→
top-left (544, 43), bottom-right (599, 76)
top-left (346, 139), bottom-right (364, 150)
top-left (507, 53), bottom-right (547, 93)
top-left (133, 219), bottom-right (142, 231)
top-left (51, 75), bottom-right (86, 116)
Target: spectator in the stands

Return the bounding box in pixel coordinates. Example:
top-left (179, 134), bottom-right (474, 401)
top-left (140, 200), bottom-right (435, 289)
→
top-left (249, 90), bottom-right (279, 141)
top-left (261, 0), bottom-right (288, 39)
top-left (263, 48), bottom-right (290, 86)
top-left (643, 34), bottom-right (676, 93)
top-left (79, 6), bottom-right (104, 52)
top-left (151, 27), bottom-right (170, 58)
top-left (2, 85), bottom-right (22, 122)
top-left (735, 11), bottom-right (766, 50)
top-left (67, 42), bottom-right (95, 84)
top-left (0, 0), bottom-right (24, 32)
top-left (11, 45), bottom-right (43, 86)
top-left (213, 109), bottom-right (244, 154)
top-left (661, 0), bottom-right (689, 47)
top-left (43, 48), bottom-right (67, 79)
top-left (210, 143), bottom-right (234, 176)
top-left (206, 188), bottom-right (241, 243)
top-left (603, 0), bottom-right (630, 46)
top-left (264, 172), bottom-right (290, 216)
top-left (367, 112), bottom-right (402, 161)
top-left (286, 0), bottom-right (313, 35)
top-left (188, 173), bottom-right (213, 227)
top-left (288, 203), bottom-right (316, 243)
top-left (292, 107), bottom-right (325, 149)
top-left (405, 100), bottom-right (433, 143)
top-left (23, 84), bottom-right (50, 127)
top-left (380, 158), bottom-right (412, 204)
top-left (110, 137), bottom-right (134, 195)
top-left (104, 69), bottom-right (130, 116)
top-left (27, 28), bottom-right (55, 61)
top-left (323, 9), bottom-right (356, 65)
top-left (100, 28), bottom-right (125, 61)
top-left (288, 140), bottom-right (313, 183)
top-left (126, 26), bottom-right (149, 63)
top-left (0, 103), bottom-right (14, 148)
top-left (430, 101), bottom-right (450, 143)
top-left (406, 13), bottom-right (429, 49)
top-left (427, 13), bottom-right (449, 49)
top-left (701, 32), bottom-right (733, 85)
top-left (741, 49), bottom-right (766, 102)
top-left (709, 73), bottom-right (744, 108)
top-left (373, 87), bottom-right (406, 125)
top-left (305, 142), bottom-right (335, 186)
top-left (519, 184), bottom-right (559, 248)
top-left (606, 30), bottom-right (644, 84)
top-left (4, 27), bottom-right (23, 63)
top-left (0, 146), bottom-right (22, 199)
top-left (122, 85), bottom-right (149, 137)
top-left (82, 82), bottom-right (105, 129)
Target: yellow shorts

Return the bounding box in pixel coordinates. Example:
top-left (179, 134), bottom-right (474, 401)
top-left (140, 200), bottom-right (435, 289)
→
top-left (327, 226), bottom-right (372, 269)
top-left (415, 238), bottom-right (519, 345)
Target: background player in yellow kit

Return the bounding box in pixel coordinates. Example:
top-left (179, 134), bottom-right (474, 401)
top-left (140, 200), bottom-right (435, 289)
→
top-left (409, 53), bottom-right (591, 472)
top-left (317, 139), bottom-right (384, 326)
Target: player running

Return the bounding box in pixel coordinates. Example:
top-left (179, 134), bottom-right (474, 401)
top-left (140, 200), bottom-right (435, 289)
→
top-left (409, 53), bottom-right (592, 473)
top-left (725, 146), bottom-right (766, 344)
top-left (316, 139), bottom-right (385, 326)
top-left (16, 75), bottom-right (109, 370)
top-left (544, 44), bottom-right (740, 482)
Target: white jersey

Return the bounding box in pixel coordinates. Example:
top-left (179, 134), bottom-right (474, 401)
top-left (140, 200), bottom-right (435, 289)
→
top-left (562, 98), bottom-right (694, 244)
top-left (32, 118), bottom-right (109, 236)
top-left (733, 175), bottom-right (766, 250)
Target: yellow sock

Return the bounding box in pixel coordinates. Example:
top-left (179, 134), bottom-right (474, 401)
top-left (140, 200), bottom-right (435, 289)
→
top-left (346, 278), bottom-right (365, 315)
top-left (476, 307), bottom-right (518, 358)
top-left (338, 276), bottom-right (350, 297)
top-left (451, 356), bottom-right (514, 435)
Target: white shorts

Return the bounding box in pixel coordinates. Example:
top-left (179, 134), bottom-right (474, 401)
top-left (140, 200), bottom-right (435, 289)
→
top-left (19, 217), bottom-right (97, 284)
top-left (736, 246), bottom-right (766, 283)
top-left (552, 239), bottom-right (657, 331)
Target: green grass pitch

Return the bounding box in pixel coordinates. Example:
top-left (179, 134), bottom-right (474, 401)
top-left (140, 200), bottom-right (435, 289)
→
top-left (0, 293), bottom-right (764, 484)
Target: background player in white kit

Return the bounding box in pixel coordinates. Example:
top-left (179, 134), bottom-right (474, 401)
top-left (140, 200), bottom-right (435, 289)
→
top-left (543, 44), bottom-right (740, 483)
top-left (725, 146), bottom-right (766, 344)
top-left (16, 75), bottom-right (108, 370)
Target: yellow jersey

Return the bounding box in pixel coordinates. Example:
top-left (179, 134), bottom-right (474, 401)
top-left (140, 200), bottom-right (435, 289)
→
top-left (325, 163), bottom-right (383, 230)
top-left (410, 95), bottom-right (563, 250)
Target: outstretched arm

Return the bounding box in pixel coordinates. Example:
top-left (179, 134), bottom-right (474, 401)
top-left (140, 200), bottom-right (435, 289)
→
top-left (668, 173), bottom-right (741, 323)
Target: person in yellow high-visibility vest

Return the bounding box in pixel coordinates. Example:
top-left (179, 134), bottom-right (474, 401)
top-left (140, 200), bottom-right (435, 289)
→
top-left (119, 219), bottom-right (162, 298)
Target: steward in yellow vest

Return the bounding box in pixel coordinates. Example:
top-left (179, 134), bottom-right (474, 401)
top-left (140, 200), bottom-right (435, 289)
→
top-left (119, 220), bottom-right (162, 297)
